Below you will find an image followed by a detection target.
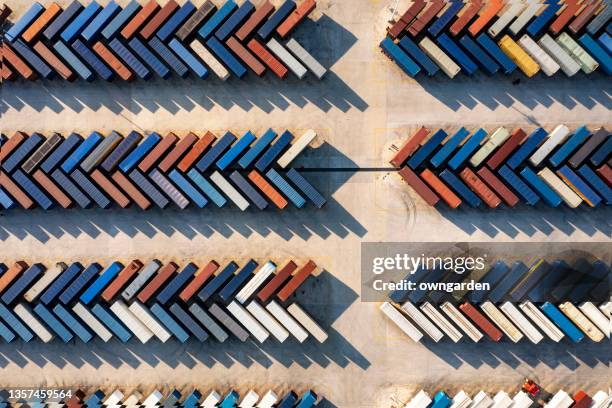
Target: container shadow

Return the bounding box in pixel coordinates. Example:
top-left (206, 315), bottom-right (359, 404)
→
top-left (0, 15), bottom-right (367, 115)
top-left (415, 71), bottom-right (611, 112)
top-left (0, 271), bottom-right (369, 371)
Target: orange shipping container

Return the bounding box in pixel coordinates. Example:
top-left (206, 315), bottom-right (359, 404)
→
top-left (33, 41), bottom-right (75, 81)
top-left (102, 260), bottom-right (144, 302)
top-left (0, 261), bottom-right (28, 294)
top-left (139, 133), bottom-right (178, 172)
top-left (276, 0), bottom-right (316, 38)
top-left (247, 38), bottom-right (288, 78)
top-left (420, 169), bottom-right (462, 208)
top-left (159, 132), bottom-right (198, 172)
top-left (257, 260), bottom-right (298, 303)
top-left (22, 3), bottom-right (62, 43)
top-left (137, 262), bottom-right (178, 303)
top-left (227, 36), bottom-right (265, 76)
top-left (0, 132), bottom-right (27, 162)
top-left (32, 170), bottom-right (72, 208)
top-left (248, 170), bottom-right (288, 209)
top-left (177, 132), bottom-right (216, 172)
top-left (460, 167), bottom-right (502, 208)
top-left (91, 169), bottom-right (131, 208)
top-left (93, 42), bottom-right (133, 81)
top-left (398, 166), bottom-right (440, 206)
top-left (111, 171), bottom-right (151, 210)
top-left (121, 0), bottom-right (160, 40)
top-left (468, 0), bottom-right (503, 36)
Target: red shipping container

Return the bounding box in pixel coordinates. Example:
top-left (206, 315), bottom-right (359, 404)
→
top-left (460, 167), bottom-right (502, 208)
top-left (32, 170), bottom-right (72, 208)
top-left (102, 260), bottom-right (144, 302)
top-left (276, 0), bottom-right (316, 38)
top-left (460, 302), bottom-right (503, 342)
top-left (227, 36), bottom-right (266, 76)
top-left (388, 0), bottom-right (426, 39)
top-left (277, 260), bottom-right (317, 302)
top-left (158, 132), bottom-right (198, 172)
top-left (390, 127), bottom-right (429, 168)
top-left (91, 169), bottom-right (130, 208)
top-left (486, 128), bottom-right (526, 170)
top-left (140, 0), bottom-right (179, 40)
top-left (236, 0), bottom-right (275, 41)
top-left (0, 132), bottom-right (27, 162)
top-left (468, 0), bottom-right (503, 36)
top-left (398, 166), bottom-right (440, 206)
top-left (177, 131), bottom-right (216, 172)
top-left (33, 41), bottom-right (75, 81)
top-left (596, 165), bottom-right (612, 187)
top-left (121, 0), bottom-right (160, 40)
top-left (257, 260), bottom-right (298, 303)
top-left (0, 261), bottom-right (28, 294)
top-left (93, 42), bottom-right (133, 81)
top-left (477, 167), bottom-right (519, 207)
top-left (179, 261), bottom-right (219, 302)
top-left (420, 169), bottom-right (461, 208)
top-left (139, 132), bottom-right (178, 172)
top-left (572, 391), bottom-right (593, 408)
top-left (408, 0), bottom-right (445, 36)
top-left (449, 0), bottom-right (483, 36)
top-left (247, 38), bottom-right (288, 78)
top-left (137, 262), bottom-right (178, 303)
top-left (549, 0), bottom-right (581, 35)
top-left (248, 169), bottom-right (288, 209)
top-left (3, 43), bottom-right (36, 80)
top-left (0, 172), bottom-right (34, 209)
top-left (112, 171), bottom-right (151, 210)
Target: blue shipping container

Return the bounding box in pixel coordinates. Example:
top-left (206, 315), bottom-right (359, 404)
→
top-left (447, 128), bottom-right (488, 170)
top-left (198, 0), bottom-right (237, 40)
top-left (120, 132), bottom-right (161, 173)
top-left (187, 169), bottom-right (227, 207)
top-left (286, 168), bottom-right (327, 208)
top-left (196, 132), bottom-right (237, 172)
top-left (215, 0), bottom-right (254, 41)
top-left (61, 1), bottom-right (102, 43)
top-left (197, 262), bottom-right (239, 302)
top-left (216, 131), bottom-right (256, 170)
top-left (380, 37), bottom-right (421, 77)
top-left (255, 130), bottom-right (293, 171)
top-left (79, 262), bottom-right (124, 305)
top-left (506, 128), bottom-right (548, 170)
top-left (4, 2), bottom-right (44, 42)
top-left (157, 1), bottom-right (197, 41)
top-left (398, 36), bottom-right (439, 76)
top-left (129, 37), bottom-right (171, 79)
top-left (206, 36), bottom-right (247, 78)
top-left (437, 33), bottom-right (478, 75)
top-left (238, 129), bottom-right (277, 169)
top-left (520, 167), bottom-right (562, 207)
top-left (218, 260), bottom-right (258, 302)
top-left (40, 263), bottom-right (84, 305)
top-left (439, 169), bottom-right (482, 207)
top-left (477, 33), bottom-right (517, 74)
top-left (91, 304), bottom-right (132, 342)
top-left (1, 263), bottom-right (45, 304)
top-left (149, 37), bottom-right (189, 77)
top-left (109, 39), bottom-right (152, 80)
top-left (81, 1), bottom-right (121, 42)
top-left (33, 304), bottom-right (73, 342)
top-left (59, 263), bottom-right (103, 305)
top-left (53, 304), bottom-right (93, 342)
top-left (540, 302), bottom-right (584, 342)
top-left (150, 303), bottom-right (190, 343)
top-left (258, 0), bottom-right (296, 40)
top-left (169, 303), bottom-right (208, 341)
top-left (459, 35), bottom-right (500, 74)
top-left (407, 129), bottom-right (448, 169)
top-left (168, 38), bottom-right (209, 78)
top-left (266, 168), bottom-right (306, 208)
top-left (44, 1), bottom-right (84, 40)
top-left (169, 170), bottom-right (209, 208)
top-left (548, 126), bottom-right (590, 168)
top-left (53, 42), bottom-right (95, 81)
top-left (430, 127), bottom-right (470, 168)
top-left (102, 0), bottom-right (142, 40)
top-left (156, 263), bottom-right (199, 305)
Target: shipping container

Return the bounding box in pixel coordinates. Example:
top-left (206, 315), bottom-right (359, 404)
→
top-left (190, 39), bottom-right (230, 80)
top-left (485, 128), bottom-right (526, 170)
top-left (210, 171), bottom-right (250, 210)
top-left (121, 0), bottom-right (159, 39)
top-left (568, 128), bottom-right (608, 168)
top-left (8, 39), bottom-right (53, 79)
top-left (104, 390), bottom-right (125, 407)
top-left (208, 302), bottom-right (249, 341)
top-left (2, 43), bottom-right (37, 80)
top-left (408, 0), bottom-right (445, 36)
top-left (196, 131), bottom-right (237, 171)
top-left (168, 38), bottom-right (209, 78)
top-left (267, 37), bottom-right (308, 78)
top-left (491, 392), bottom-right (512, 408)
top-left (572, 391), bottom-right (592, 408)
top-left (150, 303), bottom-right (189, 343)
top-left (236, 0), bottom-right (274, 40)
top-left (579, 33), bottom-right (612, 74)
top-left (450, 391), bottom-right (471, 408)
top-left (235, 261), bottom-right (276, 304)
top-left (578, 302), bottom-right (610, 338)
top-left (216, 131), bottom-right (256, 170)
top-left (255, 130), bottom-right (293, 171)
top-left (549, 126), bottom-right (590, 167)
top-left (53, 304), bottom-right (93, 342)
top-left (518, 34), bottom-right (560, 76)
top-left (544, 391), bottom-right (574, 408)
top-left (201, 391), bottom-right (222, 408)
top-left (129, 169), bottom-right (170, 208)
top-left (72, 38), bottom-right (115, 80)
top-left (459, 302), bottom-right (503, 341)
top-left (149, 36), bottom-right (189, 77)
top-left (459, 168), bottom-right (502, 208)
top-left (1, 133), bottom-right (26, 167)
top-left (128, 37), bottom-right (171, 79)
top-left (101, 131), bottom-right (142, 172)
top-left (520, 167), bottom-right (563, 206)
top-left (246, 300), bottom-right (289, 342)
top-left (459, 35), bottom-right (500, 74)
top-left (3, 133), bottom-right (43, 173)
top-left (512, 392), bottom-right (533, 408)
top-left (188, 303), bottom-right (228, 342)
top-left (0, 262), bottom-right (28, 295)
top-left (40, 262), bottom-right (83, 305)
top-left (537, 33), bottom-right (581, 76)
top-left (0, 189), bottom-right (15, 210)
top-left (33, 42), bottom-right (76, 81)
top-left (557, 32), bottom-right (599, 73)
top-left (266, 168), bottom-right (306, 208)
top-left (4, 2), bottom-right (45, 42)
top-left (471, 392), bottom-right (492, 408)
top-left (419, 37), bottom-right (461, 78)
top-left (215, 0), bottom-right (254, 41)
top-left (194, 261), bottom-right (235, 303)
top-left (529, 125), bottom-right (570, 166)
top-left (60, 263), bottom-right (103, 305)
top-left (277, 0), bottom-right (315, 38)
top-left (128, 301), bottom-right (171, 342)
top-left (79, 262), bottom-right (123, 305)
top-left (111, 171), bottom-right (150, 210)
top-left (81, 1), bottom-right (121, 42)
top-left (110, 300), bottom-right (154, 343)
top-left (187, 169), bottom-right (227, 207)
top-left (540, 302), bottom-right (584, 342)
top-left (476, 33), bottom-right (517, 74)
top-left (61, 1), bottom-right (101, 43)
top-left (205, 36), bottom-right (247, 77)
top-left (11, 169), bottom-right (53, 209)
top-left (569, 0), bottom-right (600, 34)
top-left (33, 304), bottom-right (73, 342)
top-left (149, 168), bottom-right (190, 209)
top-left (549, 0), bottom-right (581, 35)
top-left (559, 302), bottom-right (604, 342)
top-left (1, 263), bottom-right (44, 304)
top-left (448, 128), bottom-right (488, 170)
top-left (399, 166), bottom-right (440, 206)
top-left (239, 128), bottom-right (277, 168)
top-left (101, 0), bottom-right (141, 40)
top-left (256, 261), bottom-right (296, 303)
top-left (501, 301), bottom-right (544, 343)
top-left (286, 168), bottom-right (326, 208)
top-left (468, 0), bottom-right (504, 36)
top-left (107, 39), bottom-right (151, 79)
top-left (406, 391), bottom-right (433, 408)
top-left (121, 260), bottom-right (162, 302)
top-left (138, 133), bottom-right (178, 172)
top-left (557, 165), bottom-right (602, 207)
top-left (587, 5), bottom-right (612, 35)
top-left (176, 1), bottom-right (216, 41)
top-left (497, 165), bottom-right (539, 205)
top-left (155, 263), bottom-right (198, 305)
top-left (136, 262), bottom-right (177, 304)
top-left (248, 37), bottom-right (289, 78)
top-left (407, 129), bottom-right (448, 170)
top-left (0, 172), bottom-right (35, 209)
top-left (14, 303), bottom-right (54, 342)
top-left (578, 165), bottom-right (612, 204)
top-left (508, 259), bottom-right (550, 302)
top-left (285, 38), bottom-right (326, 79)
top-left (428, 0), bottom-right (464, 37)
top-left (591, 392), bottom-right (612, 408)
top-left (218, 260), bottom-right (258, 303)
top-left (401, 301), bottom-right (444, 341)
top-left (169, 170), bottom-right (209, 208)
top-left (287, 302), bottom-right (328, 342)
top-left (80, 132), bottom-right (122, 172)
top-left (499, 34), bottom-right (540, 76)
top-left (226, 300), bottom-right (270, 342)
top-left (198, 0), bottom-right (237, 40)
top-left (24, 263), bottom-right (65, 302)
top-left (449, 0), bottom-right (483, 36)
top-left (488, 2), bottom-right (524, 37)
top-left (71, 169), bottom-right (111, 208)
top-left (480, 301), bottom-right (524, 342)
top-left (0, 303), bottom-right (34, 341)
top-left (178, 132), bottom-right (217, 172)
top-left (22, 133), bottom-right (63, 174)
top-left (248, 169), bottom-right (288, 209)
top-left (526, 0), bottom-right (561, 37)
top-left (397, 36), bottom-right (439, 76)
top-left (157, 1), bottom-right (195, 41)
top-left (440, 169), bottom-right (483, 207)
top-left (537, 167), bottom-right (582, 207)
top-left (239, 390), bottom-right (259, 408)
top-left (258, 0), bottom-right (296, 40)
top-left (506, 128), bottom-right (547, 169)
top-left (265, 299), bottom-right (308, 342)
top-left (431, 391), bottom-right (452, 408)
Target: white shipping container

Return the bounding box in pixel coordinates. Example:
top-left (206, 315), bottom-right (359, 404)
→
top-left (559, 302), bottom-right (605, 342)
top-left (488, 3), bottom-right (525, 37)
top-left (288, 302), bottom-right (329, 343)
top-left (529, 125), bottom-right (570, 165)
top-left (380, 301), bottom-right (423, 342)
top-left (110, 300), bottom-right (154, 343)
top-left (538, 34), bottom-right (581, 77)
top-left (104, 391), bottom-right (124, 407)
top-left (509, 2), bottom-right (543, 34)
top-left (123, 392), bottom-right (143, 408)
top-left (579, 302), bottom-right (610, 338)
top-left (14, 304), bottom-right (54, 342)
top-left (519, 301), bottom-right (564, 342)
top-left (227, 300), bottom-right (270, 343)
top-left (401, 301), bottom-right (444, 342)
top-left (210, 171), bottom-right (250, 211)
top-left (440, 301), bottom-right (483, 342)
top-left (512, 392), bottom-right (533, 408)
top-left (419, 37), bottom-right (461, 78)
top-left (240, 390), bottom-right (260, 408)
top-left (266, 299), bottom-right (308, 342)
top-left (538, 167), bottom-right (583, 208)
top-left (277, 129), bottom-right (317, 169)
top-left (491, 392), bottom-right (513, 408)
top-left (544, 391), bottom-right (574, 408)
top-left (470, 391), bottom-right (493, 408)
top-left (72, 302), bottom-right (113, 342)
top-left (190, 39), bottom-right (229, 80)
top-left (257, 390), bottom-right (278, 408)
top-left (450, 391), bottom-right (473, 408)
top-left (470, 127), bottom-right (510, 167)
top-left (285, 38), bottom-right (327, 79)
top-left (598, 302), bottom-right (611, 316)
top-left (556, 32), bottom-right (599, 74)
top-left (128, 301), bottom-right (171, 342)
top-left (201, 391), bottom-right (221, 408)
top-left (590, 391), bottom-right (612, 408)
top-left (481, 301), bottom-right (524, 343)
top-left (518, 34), bottom-right (560, 76)
top-left (235, 261), bottom-right (276, 304)
top-left (142, 390), bottom-right (163, 408)
top-left (267, 38), bottom-right (307, 79)
top-left (405, 391), bottom-right (432, 408)
top-left (500, 302), bottom-right (544, 344)
top-left (246, 300), bottom-right (289, 342)
top-left (420, 302), bottom-right (463, 342)
top-left (24, 264), bottom-right (64, 302)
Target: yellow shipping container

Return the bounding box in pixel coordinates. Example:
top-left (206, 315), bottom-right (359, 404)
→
top-left (498, 35), bottom-right (540, 77)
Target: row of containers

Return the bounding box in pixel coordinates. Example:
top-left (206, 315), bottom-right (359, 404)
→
top-left (0, 388), bottom-right (320, 408)
top-left (389, 125), bottom-right (611, 209)
top-left (0, 259), bottom-right (330, 344)
top-left (0, 129), bottom-right (327, 211)
top-left (402, 389), bottom-right (612, 408)
top-left (0, 0), bottom-right (327, 82)
top-left (380, 0), bottom-right (612, 78)
top-left (379, 257), bottom-right (611, 344)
